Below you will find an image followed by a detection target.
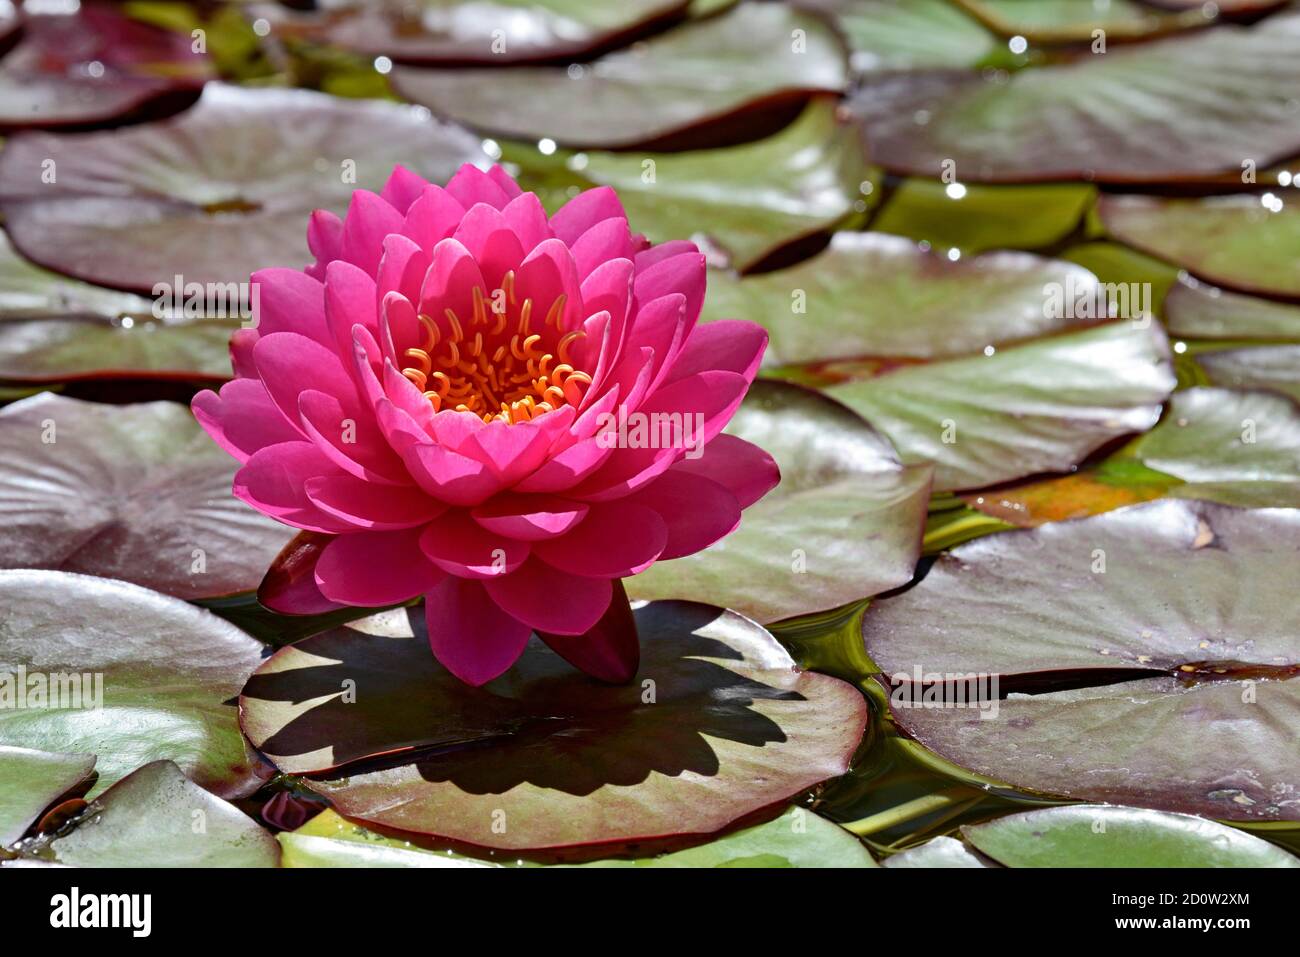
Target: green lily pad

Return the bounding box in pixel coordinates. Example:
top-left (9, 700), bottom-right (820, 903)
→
top-left (955, 0), bottom-right (1209, 43)
top-left (33, 761), bottom-right (279, 868)
top-left (1099, 194), bottom-right (1300, 298)
top-left (964, 805), bottom-right (1300, 867)
top-left (1129, 387), bottom-right (1300, 506)
top-left (851, 13), bottom-right (1300, 184)
top-left (871, 180), bottom-right (1095, 256)
top-left (0, 570), bottom-right (269, 799)
top-left (883, 835), bottom-right (990, 868)
top-left (392, 4), bottom-right (847, 149)
top-left (701, 231), bottom-right (1102, 365)
top-left (1165, 278), bottom-right (1300, 340)
top-left (0, 746), bottom-right (96, 848)
top-left (240, 602), bottom-right (867, 851)
top-left (863, 499), bottom-right (1300, 820)
top-left (1060, 241), bottom-right (1181, 310)
top-left (628, 380), bottom-right (932, 623)
top-left (263, 0), bottom-right (690, 64)
top-left (0, 233), bottom-right (238, 381)
top-left (573, 99), bottom-right (871, 272)
top-left (824, 321), bottom-right (1176, 491)
top-left (1200, 347), bottom-right (1300, 404)
top-left (794, 0), bottom-right (996, 73)
top-left (0, 393), bottom-right (293, 599)
top-left (280, 805), bottom-right (875, 867)
top-left (0, 83), bottom-right (487, 293)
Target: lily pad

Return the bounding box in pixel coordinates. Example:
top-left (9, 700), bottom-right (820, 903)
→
top-left (0, 233), bottom-right (238, 381)
top-left (240, 602), bottom-right (867, 851)
top-left (1099, 194), bottom-right (1300, 298)
top-left (1200, 347), bottom-right (1300, 404)
top-left (0, 393), bottom-right (293, 599)
top-left (700, 231), bottom-right (1102, 365)
top-left (0, 569), bottom-right (269, 799)
top-left (883, 835), bottom-right (990, 868)
top-left (628, 380), bottom-right (932, 623)
top-left (34, 761), bottom-right (279, 868)
top-left (863, 499), bottom-right (1300, 820)
top-left (871, 180), bottom-right (1096, 256)
top-left (963, 805), bottom-right (1300, 867)
top-left (572, 99), bottom-right (871, 272)
top-left (0, 746), bottom-right (96, 848)
top-left (850, 14), bottom-right (1300, 184)
top-left (392, 3), bottom-right (847, 149)
top-left (824, 321), bottom-right (1176, 491)
top-left (1164, 277), bottom-right (1300, 340)
top-left (954, 0), bottom-right (1209, 43)
top-left (794, 0), bottom-right (996, 73)
top-left (1129, 387), bottom-right (1300, 506)
top-left (264, 0), bottom-right (691, 64)
top-left (0, 3), bottom-right (212, 132)
top-left (0, 83), bottom-right (487, 293)
top-left (280, 805), bottom-right (875, 867)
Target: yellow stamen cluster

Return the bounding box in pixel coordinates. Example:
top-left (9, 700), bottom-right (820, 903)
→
top-left (399, 270), bottom-right (592, 424)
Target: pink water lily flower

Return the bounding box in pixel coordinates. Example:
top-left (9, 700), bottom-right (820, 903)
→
top-left (193, 163), bottom-right (777, 685)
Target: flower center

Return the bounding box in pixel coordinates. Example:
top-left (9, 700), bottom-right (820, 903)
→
top-left (399, 270), bottom-right (591, 424)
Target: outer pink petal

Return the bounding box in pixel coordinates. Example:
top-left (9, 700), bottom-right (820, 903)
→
top-left (424, 577), bottom-right (532, 686)
top-left (549, 186), bottom-right (627, 246)
top-left (445, 163), bottom-right (512, 210)
top-left (258, 532), bottom-right (345, 616)
top-left (401, 184), bottom-right (465, 253)
top-left (315, 527), bottom-right (444, 606)
top-left (305, 472), bottom-right (445, 530)
top-left (192, 378), bottom-right (302, 464)
top-left (569, 216), bottom-right (634, 280)
top-left (483, 558), bottom-right (612, 635)
top-left (486, 164), bottom-right (524, 200)
top-left (324, 260), bottom-right (379, 360)
top-left (306, 209), bottom-right (345, 278)
top-left (380, 164), bottom-right (431, 214)
top-left (252, 332), bottom-right (358, 432)
top-left (419, 509), bottom-right (529, 579)
top-left (470, 495), bottom-right (588, 541)
top-left (501, 192), bottom-right (553, 255)
top-left (627, 469), bottom-right (741, 560)
top-left (671, 434), bottom-right (780, 509)
top-left (532, 502), bottom-right (666, 577)
top-left (664, 319), bottom-right (766, 386)
top-left (229, 327), bottom-right (259, 379)
top-left (297, 388), bottom-right (407, 484)
top-left (251, 268), bottom-right (330, 345)
top-left (233, 442), bottom-right (354, 533)
top-left (633, 249), bottom-right (706, 328)
top-left (341, 189), bottom-right (404, 277)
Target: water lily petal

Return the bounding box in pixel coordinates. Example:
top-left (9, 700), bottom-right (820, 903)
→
top-left (424, 576), bottom-right (532, 686)
top-left (315, 527), bottom-right (444, 606)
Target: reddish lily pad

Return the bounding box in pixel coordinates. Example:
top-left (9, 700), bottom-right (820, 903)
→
top-left (240, 601), bottom-right (867, 851)
top-left (1099, 194), bottom-right (1300, 299)
top-left (850, 14), bottom-right (1300, 184)
top-left (628, 381), bottom-right (932, 623)
top-left (1200, 347), bottom-right (1300, 404)
top-left (0, 83), bottom-right (487, 293)
top-left (0, 393), bottom-right (293, 599)
top-left (0, 746), bottom-right (96, 848)
top-left (0, 570), bottom-right (269, 799)
top-left (1164, 276), bottom-right (1300, 340)
top-left (863, 499), bottom-right (1300, 820)
top-left (262, 0), bottom-right (690, 64)
top-left (701, 231), bottom-right (1103, 365)
top-left (0, 2), bottom-right (212, 133)
top-left (392, 3), bottom-right (847, 149)
top-left (31, 760), bottom-right (279, 868)
top-left (823, 321), bottom-right (1175, 491)
top-left (0, 232), bottom-right (238, 382)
